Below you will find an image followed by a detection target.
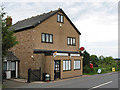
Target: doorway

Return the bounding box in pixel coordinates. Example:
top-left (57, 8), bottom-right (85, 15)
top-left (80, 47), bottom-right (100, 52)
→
top-left (54, 60), bottom-right (60, 80)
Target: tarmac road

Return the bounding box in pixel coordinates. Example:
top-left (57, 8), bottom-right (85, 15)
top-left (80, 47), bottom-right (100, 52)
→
top-left (3, 72), bottom-right (119, 89)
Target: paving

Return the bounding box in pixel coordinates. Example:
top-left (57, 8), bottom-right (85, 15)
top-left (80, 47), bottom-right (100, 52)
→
top-left (3, 72), bottom-right (119, 89)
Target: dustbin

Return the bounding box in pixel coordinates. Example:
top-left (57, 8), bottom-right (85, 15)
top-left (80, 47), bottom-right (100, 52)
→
top-left (6, 71), bottom-right (11, 79)
top-left (45, 74), bottom-right (50, 82)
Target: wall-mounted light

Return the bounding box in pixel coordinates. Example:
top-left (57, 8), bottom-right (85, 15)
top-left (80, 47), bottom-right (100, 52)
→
top-left (31, 55), bottom-right (34, 59)
top-left (60, 24), bottom-right (62, 28)
top-left (31, 55), bottom-right (34, 61)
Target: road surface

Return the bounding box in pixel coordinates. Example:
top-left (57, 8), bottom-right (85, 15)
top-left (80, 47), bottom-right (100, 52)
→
top-left (3, 72), bottom-right (119, 89)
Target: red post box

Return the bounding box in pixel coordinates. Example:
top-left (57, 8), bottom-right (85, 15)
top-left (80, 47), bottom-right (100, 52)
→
top-left (90, 63), bottom-right (93, 69)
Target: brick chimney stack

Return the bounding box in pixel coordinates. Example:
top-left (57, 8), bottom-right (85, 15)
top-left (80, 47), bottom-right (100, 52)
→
top-left (6, 16), bottom-right (12, 26)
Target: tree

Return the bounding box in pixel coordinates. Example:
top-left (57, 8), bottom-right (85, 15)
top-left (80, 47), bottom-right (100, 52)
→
top-left (99, 55), bottom-right (105, 60)
top-left (90, 55), bottom-right (98, 67)
top-left (83, 50), bottom-right (90, 67)
top-left (117, 61), bottom-right (120, 71)
top-left (0, 6), bottom-right (18, 60)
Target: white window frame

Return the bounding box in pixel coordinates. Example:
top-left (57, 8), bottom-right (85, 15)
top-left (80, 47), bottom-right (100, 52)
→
top-left (74, 60), bottom-right (81, 70)
top-left (63, 60), bottom-right (71, 71)
top-left (57, 14), bottom-right (64, 23)
top-left (41, 33), bottom-right (53, 43)
top-left (67, 37), bottom-right (76, 45)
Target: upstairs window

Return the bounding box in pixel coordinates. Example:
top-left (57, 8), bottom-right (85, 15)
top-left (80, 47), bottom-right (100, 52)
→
top-left (67, 37), bottom-right (76, 46)
top-left (42, 33), bottom-right (53, 43)
top-left (57, 14), bottom-right (64, 23)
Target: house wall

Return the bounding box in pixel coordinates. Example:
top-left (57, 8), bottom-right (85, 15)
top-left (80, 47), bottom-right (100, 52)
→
top-left (44, 56), bottom-right (83, 81)
top-left (33, 11), bottom-right (80, 52)
top-left (10, 10), bottom-right (81, 79)
top-left (10, 29), bottom-right (43, 79)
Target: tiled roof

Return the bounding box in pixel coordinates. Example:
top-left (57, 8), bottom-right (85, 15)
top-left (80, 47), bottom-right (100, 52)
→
top-left (11, 9), bottom-right (58, 31)
top-left (11, 8), bottom-right (81, 35)
top-left (6, 51), bottom-right (19, 61)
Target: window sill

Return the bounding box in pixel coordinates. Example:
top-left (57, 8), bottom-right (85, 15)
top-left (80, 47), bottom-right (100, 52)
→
top-left (63, 70), bottom-right (71, 72)
top-left (57, 21), bottom-right (64, 23)
top-left (41, 42), bottom-right (53, 44)
top-left (74, 69), bottom-right (81, 70)
top-left (67, 44), bottom-right (76, 46)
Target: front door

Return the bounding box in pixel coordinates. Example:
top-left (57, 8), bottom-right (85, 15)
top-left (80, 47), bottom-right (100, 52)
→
top-left (54, 60), bottom-right (60, 80)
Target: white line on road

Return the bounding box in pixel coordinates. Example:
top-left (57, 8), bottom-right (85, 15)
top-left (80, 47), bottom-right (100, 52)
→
top-left (88, 81), bottom-right (113, 90)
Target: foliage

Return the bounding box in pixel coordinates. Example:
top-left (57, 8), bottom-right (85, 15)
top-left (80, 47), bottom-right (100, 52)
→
top-left (0, 6), bottom-right (18, 59)
top-left (83, 50), bottom-right (90, 67)
top-left (90, 55), bottom-right (98, 67)
top-left (83, 65), bottom-right (97, 74)
top-left (117, 61), bottom-right (120, 71)
top-left (83, 50), bottom-right (119, 75)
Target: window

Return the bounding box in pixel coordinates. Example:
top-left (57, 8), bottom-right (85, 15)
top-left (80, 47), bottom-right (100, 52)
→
top-left (50, 35), bottom-right (53, 43)
top-left (63, 60), bottom-right (71, 71)
top-left (74, 60), bottom-right (81, 70)
top-left (11, 62), bottom-right (15, 71)
top-left (7, 61), bottom-right (11, 70)
top-left (41, 33), bottom-right (53, 43)
top-left (3, 62), bottom-right (7, 71)
top-left (42, 34), bottom-right (45, 42)
top-left (67, 37), bottom-right (76, 45)
top-left (57, 14), bottom-right (60, 22)
top-left (57, 14), bottom-right (64, 23)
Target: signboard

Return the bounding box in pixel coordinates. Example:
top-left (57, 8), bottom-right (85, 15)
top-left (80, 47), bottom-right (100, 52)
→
top-left (112, 67), bottom-right (115, 72)
top-left (98, 69), bottom-right (102, 74)
top-left (53, 51), bottom-right (57, 57)
top-left (80, 47), bottom-right (84, 51)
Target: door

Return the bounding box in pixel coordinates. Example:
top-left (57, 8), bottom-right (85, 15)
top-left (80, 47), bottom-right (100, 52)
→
top-left (54, 60), bottom-right (60, 80)
top-left (11, 62), bottom-right (16, 78)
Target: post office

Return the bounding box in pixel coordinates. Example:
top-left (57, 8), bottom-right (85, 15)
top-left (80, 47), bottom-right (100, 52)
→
top-left (10, 8), bottom-right (83, 80)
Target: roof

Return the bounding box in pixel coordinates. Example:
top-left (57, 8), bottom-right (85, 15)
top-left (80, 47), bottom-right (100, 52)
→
top-left (6, 51), bottom-right (19, 61)
top-left (11, 8), bottom-right (81, 35)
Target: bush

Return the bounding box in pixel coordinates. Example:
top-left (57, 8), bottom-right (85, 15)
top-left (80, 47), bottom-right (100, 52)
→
top-left (83, 65), bottom-right (91, 73)
top-left (83, 65), bottom-right (96, 74)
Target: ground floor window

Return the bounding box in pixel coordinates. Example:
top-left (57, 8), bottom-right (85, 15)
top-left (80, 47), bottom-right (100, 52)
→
top-left (74, 60), bottom-right (81, 70)
top-left (63, 60), bottom-right (71, 71)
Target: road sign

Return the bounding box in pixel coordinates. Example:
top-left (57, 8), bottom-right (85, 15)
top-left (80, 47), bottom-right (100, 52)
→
top-left (80, 47), bottom-right (85, 51)
top-left (98, 69), bottom-right (102, 74)
top-left (112, 68), bottom-right (115, 72)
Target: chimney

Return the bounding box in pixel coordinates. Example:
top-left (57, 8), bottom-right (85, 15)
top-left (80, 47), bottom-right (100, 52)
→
top-left (6, 16), bottom-right (12, 26)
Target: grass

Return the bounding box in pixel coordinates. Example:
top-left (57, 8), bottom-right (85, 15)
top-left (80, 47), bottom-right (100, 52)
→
top-left (83, 67), bottom-right (118, 75)
top-left (0, 84), bottom-right (6, 88)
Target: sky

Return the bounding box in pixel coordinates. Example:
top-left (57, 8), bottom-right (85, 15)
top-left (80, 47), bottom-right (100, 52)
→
top-left (0, 0), bottom-right (119, 58)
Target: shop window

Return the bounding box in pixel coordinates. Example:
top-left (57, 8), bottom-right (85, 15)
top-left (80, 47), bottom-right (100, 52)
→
top-left (74, 60), bottom-right (81, 70)
top-left (63, 60), bottom-right (71, 71)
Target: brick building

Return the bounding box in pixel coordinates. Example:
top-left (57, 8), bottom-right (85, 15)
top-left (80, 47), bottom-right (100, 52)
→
top-left (8, 8), bottom-right (83, 80)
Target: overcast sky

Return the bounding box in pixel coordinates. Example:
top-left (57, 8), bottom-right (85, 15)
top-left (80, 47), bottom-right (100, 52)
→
top-left (1, 0), bottom-right (118, 58)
